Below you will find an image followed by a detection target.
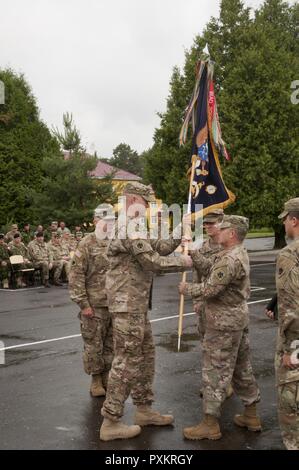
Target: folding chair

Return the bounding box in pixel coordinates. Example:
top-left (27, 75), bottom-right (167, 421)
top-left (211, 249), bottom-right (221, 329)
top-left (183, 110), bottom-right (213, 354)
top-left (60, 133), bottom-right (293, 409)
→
top-left (9, 255), bottom-right (35, 288)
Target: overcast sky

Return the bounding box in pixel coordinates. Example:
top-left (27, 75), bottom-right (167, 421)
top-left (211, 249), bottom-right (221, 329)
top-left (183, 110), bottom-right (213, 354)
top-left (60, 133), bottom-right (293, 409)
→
top-left (1, 0), bottom-right (269, 158)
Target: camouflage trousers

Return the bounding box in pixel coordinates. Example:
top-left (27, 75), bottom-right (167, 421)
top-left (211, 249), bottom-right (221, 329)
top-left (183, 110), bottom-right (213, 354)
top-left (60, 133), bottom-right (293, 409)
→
top-left (102, 311), bottom-right (155, 421)
top-left (194, 302), bottom-right (206, 342)
top-left (79, 307), bottom-right (113, 376)
top-left (33, 261), bottom-right (63, 282)
top-left (61, 259), bottom-right (71, 280)
top-left (202, 327), bottom-right (260, 418)
top-left (0, 262), bottom-right (10, 281)
top-left (277, 379), bottom-right (299, 450)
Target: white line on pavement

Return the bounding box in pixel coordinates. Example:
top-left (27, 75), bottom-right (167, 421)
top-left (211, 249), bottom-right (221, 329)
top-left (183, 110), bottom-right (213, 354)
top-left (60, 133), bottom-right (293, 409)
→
top-left (0, 298), bottom-right (271, 352)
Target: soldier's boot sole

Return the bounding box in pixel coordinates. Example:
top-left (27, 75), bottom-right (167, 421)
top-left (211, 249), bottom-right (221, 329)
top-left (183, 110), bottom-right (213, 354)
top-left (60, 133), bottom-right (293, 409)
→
top-left (90, 388), bottom-right (106, 397)
top-left (183, 428), bottom-right (222, 441)
top-left (135, 413), bottom-right (174, 427)
top-left (233, 415), bottom-right (262, 432)
top-left (100, 423), bottom-right (141, 441)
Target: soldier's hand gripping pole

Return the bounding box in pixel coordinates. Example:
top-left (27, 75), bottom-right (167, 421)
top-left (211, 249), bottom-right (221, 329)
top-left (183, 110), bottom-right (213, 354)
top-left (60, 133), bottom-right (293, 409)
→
top-left (178, 155), bottom-right (197, 352)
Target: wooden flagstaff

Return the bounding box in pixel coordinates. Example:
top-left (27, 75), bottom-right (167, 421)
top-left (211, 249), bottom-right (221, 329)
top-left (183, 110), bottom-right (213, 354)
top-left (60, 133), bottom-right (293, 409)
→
top-left (177, 154), bottom-right (197, 352)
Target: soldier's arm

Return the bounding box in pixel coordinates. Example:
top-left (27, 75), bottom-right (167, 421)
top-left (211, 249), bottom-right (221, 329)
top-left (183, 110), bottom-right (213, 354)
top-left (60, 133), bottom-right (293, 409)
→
top-left (184, 257), bottom-right (235, 299)
top-left (190, 250), bottom-right (213, 278)
top-left (277, 255), bottom-right (299, 353)
top-left (150, 223), bottom-right (182, 255)
top-left (124, 238), bottom-right (190, 273)
top-left (69, 244), bottom-right (91, 309)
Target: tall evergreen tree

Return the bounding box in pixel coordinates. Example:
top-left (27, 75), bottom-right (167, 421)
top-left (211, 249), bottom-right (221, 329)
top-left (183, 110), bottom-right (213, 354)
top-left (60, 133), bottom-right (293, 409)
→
top-left (0, 69), bottom-right (59, 226)
top-left (144, 0), bottom-right (299, 246)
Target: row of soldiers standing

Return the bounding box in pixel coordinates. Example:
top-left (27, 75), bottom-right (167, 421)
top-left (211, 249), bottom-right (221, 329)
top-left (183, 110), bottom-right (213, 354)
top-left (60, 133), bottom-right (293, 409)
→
top-left (68, 183), bottom-right (299, 449)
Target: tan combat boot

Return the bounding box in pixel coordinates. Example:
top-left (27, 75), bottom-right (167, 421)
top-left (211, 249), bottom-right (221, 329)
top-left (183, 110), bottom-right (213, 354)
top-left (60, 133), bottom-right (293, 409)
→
top-left (134, 405), bottom-right (174, 426)
top-left (234, 403), bottom-right (262, 431)
top-left (3, 278), bottom-right (9, 289)
top-left (183, 414), bottom-right (222, 440)
top-left (90, 374), bottom-right (106, 397)
top-left (100, 418), bottom-right (141, 441)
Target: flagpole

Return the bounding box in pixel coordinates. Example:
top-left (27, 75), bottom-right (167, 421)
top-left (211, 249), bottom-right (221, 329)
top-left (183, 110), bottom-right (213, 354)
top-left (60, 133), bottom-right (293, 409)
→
top-left (177, 154), bottom-right (197, 352)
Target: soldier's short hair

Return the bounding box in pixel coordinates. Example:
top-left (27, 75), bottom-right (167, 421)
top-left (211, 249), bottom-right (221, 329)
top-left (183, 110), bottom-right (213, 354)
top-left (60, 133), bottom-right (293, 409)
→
top-left (287, 211), bottom-right (299, 221)
top-left (13, 233), bottom-right (21, 239)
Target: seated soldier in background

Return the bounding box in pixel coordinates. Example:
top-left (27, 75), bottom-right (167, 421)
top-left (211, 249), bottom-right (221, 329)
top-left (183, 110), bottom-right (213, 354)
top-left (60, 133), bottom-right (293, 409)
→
top-left (68, 234), bottom-right (78, 252)
top-left (61, 232), bottom-right (72, 252)
top-left (5, 224), bottom-right (19, 243)
top-left (46, 233), bottom-right (65, 286)
top-left (35, 225), bottom-right (51, 243)
top-left (59, 234), bottom-right (72, 280)
top-left (8, 233), bottom-right (33, 287)
top-left (0, 234), bottom-right (10, 288)
top-left (28, 232), bottom-right (60, 287)
top-left (57, 221), bottom-right (71, 235)
top-left (75, 231), bottom-right (83, 247)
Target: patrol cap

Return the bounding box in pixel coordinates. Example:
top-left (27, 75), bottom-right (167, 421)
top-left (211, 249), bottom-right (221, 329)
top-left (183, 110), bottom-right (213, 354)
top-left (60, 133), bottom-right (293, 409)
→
top-left (75, 231), bottom-right (83, 236)
top-left (278, 197), bottom-right (299, 219)
top-left (219, 215), bottom-right (249, 235)
top-left (0, 233), bottom-right (4, 239)
top-left (203, 209), bottom-right (224, 223)
top-left (11, 224), bottom-right (18, 229)
top-left (13, 232), bottom-right (21, 239)
top-left (123, 182), bottom-right (156, 203)
top-left (51, 221), bottom-right (58, 225)
top-left (36, 232), bottom-right (44, 238)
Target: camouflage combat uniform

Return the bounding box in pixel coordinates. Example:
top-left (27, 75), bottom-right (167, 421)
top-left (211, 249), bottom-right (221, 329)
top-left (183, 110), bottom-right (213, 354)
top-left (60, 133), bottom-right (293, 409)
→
top-left (8, 241), bottom-right (33, 270)
top-left (69, 232), bottom-right (113, 378)
top-left (184, 243), bottom-right (260, 418)
top-left (101, 225), bottom-right (187, 421)
top-left (0, 243), bottom-right (10, 283)
top-left (47, 240), bottom-right (68, 280)
top-left (275, 237), bottom-right (299, 450)
top-left (28, 239), bottom-right (58, 283)
top-left (191, 238), bottom-right (222, 341)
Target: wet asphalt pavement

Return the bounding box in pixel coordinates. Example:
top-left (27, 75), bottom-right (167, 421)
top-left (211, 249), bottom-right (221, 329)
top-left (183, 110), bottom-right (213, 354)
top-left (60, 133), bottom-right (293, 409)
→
top-left (0, 251), bottom-right (282, 450)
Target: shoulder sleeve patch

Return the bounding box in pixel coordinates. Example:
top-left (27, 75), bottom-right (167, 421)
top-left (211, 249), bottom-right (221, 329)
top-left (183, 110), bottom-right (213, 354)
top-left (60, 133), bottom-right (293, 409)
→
top-left (131, 239), bottom-right (152, 256)
top-left (74, 249), bottom-right (82, 258)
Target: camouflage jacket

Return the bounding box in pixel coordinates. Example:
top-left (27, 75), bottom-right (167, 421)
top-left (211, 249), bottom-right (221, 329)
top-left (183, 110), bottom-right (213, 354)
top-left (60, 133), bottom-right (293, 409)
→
top-left (275, 237), bottom-right (299, 384)
top-left (185, 244), bottom-right (250, 331)
top-left (47, 241), bottom-right (64, 262)
top-left (0, 243), bottom-right (10, 262)
top-left (69, 232), bottom-right (110, 310)
top-left (106, 226), bottom-right (186, 314)
top-left (8, 242), bottom-right (29, 259)
top-left (28, 240), bottom-right (53, 263)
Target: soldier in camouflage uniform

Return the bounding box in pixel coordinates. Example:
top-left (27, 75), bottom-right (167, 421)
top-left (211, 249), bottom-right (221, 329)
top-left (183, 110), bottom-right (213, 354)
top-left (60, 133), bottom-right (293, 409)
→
top-left (190, 209), bottom-right (234, 399)
top-left (275, 198), bottom-right (299, 450)
top-left (69, 209), bottom-right (114, 398)
top-left (191, 209), bottom-right (224, 341)
top-left (28, 232), bottom-right (60, 287)
top-left (100, 182), bottom-right (192, 441)
top-left (180, 215), bottom-right (261, 440)
top-left (0, 234), bottom-right (10, 288)
top-left (47, 234), bottom-right (66, 286)
top-left (8, 233), bottom-right (33, 287)
top-left (5, 224), bottom-right (19, 243)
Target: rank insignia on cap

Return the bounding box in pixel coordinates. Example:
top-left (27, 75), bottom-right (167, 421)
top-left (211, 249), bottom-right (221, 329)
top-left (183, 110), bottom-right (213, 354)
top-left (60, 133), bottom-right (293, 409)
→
top-left (217, 271), bottom-right (224, 279)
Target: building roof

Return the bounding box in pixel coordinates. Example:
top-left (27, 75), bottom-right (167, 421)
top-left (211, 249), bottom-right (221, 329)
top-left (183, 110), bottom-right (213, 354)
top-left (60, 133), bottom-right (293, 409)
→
top-left (90, 161), bottom-right (142, 181)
